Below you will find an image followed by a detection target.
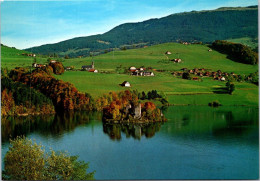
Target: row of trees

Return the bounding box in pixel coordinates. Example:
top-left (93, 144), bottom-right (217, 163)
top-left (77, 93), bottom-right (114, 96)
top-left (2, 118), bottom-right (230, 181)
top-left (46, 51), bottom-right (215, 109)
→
top-left (4, 66), bottom-right (168, 118)
top-left (211, 40), bottom-right (258, 65)
top-left (1, 75), bottom-right (55, 116)
top-left (8, 67), bottom-right (93, 111)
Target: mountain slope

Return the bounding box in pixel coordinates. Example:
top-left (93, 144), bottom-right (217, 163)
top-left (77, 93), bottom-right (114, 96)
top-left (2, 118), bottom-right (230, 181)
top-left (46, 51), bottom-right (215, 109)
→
top-left (26, 6), bottom-right (258, 57)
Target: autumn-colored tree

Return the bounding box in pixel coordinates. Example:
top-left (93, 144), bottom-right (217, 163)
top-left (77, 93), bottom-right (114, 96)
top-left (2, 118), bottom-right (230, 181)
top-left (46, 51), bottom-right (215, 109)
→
top-left (1, 89), bottom-right (15, 116)
top-left (43, 65), bottom-right (53, 74)
top-left (49, 62), bottom-right (65, 75)
top-left (9, 67), bottom-right (91, 111)
top-left (144, 102), bottom-right (156, 111)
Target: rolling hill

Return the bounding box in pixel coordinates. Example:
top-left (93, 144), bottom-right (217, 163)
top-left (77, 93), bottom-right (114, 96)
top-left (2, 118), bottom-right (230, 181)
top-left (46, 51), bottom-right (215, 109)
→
top-left (51, 42), bottom-right (258, 106)
top-left (2, 42), bottom-right (258, 106)
top-left (25, 6), bottom-right (258, 58)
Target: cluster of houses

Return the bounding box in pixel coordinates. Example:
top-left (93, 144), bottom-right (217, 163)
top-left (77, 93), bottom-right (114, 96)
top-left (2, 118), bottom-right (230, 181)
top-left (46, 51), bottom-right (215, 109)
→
top-left (22, 53), bottom-right (36, 57)
top-left (172, 68), bottom-right (234, 81)
top-left (182, 42), bottom-right (190, 45)
top-left (32, 60), bottom-right (99, 73)
top-left (129, 67), bottom-right (154, 76)
top-left (32, 60), bottom-right (57, 69)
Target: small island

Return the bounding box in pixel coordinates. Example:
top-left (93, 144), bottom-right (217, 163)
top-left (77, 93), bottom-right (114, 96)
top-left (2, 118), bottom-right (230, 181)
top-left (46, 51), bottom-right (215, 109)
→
top-left (102, 90), bottom-right (166, 123)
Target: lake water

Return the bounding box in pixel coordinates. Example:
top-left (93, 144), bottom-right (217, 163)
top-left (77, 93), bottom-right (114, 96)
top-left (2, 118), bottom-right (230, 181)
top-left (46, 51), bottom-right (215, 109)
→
top-left (2, 106), bottom-right (259, 179)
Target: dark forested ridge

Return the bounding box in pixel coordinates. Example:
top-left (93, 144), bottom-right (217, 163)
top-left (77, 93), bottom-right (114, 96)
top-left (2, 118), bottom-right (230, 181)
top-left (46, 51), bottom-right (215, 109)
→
top-left (25, 6), bottom-right (258, 57)
top-left (211, 40), bottom-right (258, 65)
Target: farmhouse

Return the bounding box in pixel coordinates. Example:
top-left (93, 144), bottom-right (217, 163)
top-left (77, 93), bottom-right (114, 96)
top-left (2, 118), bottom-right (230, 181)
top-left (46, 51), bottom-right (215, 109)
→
top-left (130, 68), bottom-right (154, 76)
top-left (182, 42), bottom-right (190, 45)
top-left (121, 81), bottom-right (131, 87)
top-left (143, 72), bottom-right (154, 76)
top-left (220, 77), bottom-right (226, 81)
top-left (129, 67), bottom-right (137, 72)
top-left (88, 69), bottom-right (98, 73)
top-left (82, 61), bottom-right (94, 71)
top-left (174, 58), bottom-right (182, 63)
top-left (32, 63), bottom-right (37, 68)
top-left (37, 64), bottom-right (46, 68)
top-left (32, 63), bottom-right (46, 68)
top-left (65, 66), bottom-right (72, 71)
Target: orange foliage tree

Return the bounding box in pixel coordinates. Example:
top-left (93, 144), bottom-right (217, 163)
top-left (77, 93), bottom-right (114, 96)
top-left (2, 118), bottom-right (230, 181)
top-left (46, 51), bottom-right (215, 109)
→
top-left (9, 68), bottom-right (91, 111)
top-left (1, 89), bottom-right (15, 116)
top-left (102, 90), bottom-right (166, 122)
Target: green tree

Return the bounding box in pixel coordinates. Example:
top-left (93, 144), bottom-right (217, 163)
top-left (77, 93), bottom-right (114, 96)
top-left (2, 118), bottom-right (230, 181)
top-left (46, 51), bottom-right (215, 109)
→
top-left (3, 137), bottom-right (45, 180)
top-left (226, 81), bottom-right (235, 94)
top-left (229, 84), bottom-right (235, 94)
top-left (182, 72), bottom-right (191, 80)
top-left (3, 137), bottom-right (95, 180)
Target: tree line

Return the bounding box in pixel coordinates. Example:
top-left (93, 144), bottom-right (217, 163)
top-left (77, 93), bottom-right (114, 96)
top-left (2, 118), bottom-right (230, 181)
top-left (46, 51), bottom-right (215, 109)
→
top-left (8, 67), bottom-right (93, 111)
top-left (1, 71), bottom-right (55, 116)
top-left (211, 40), bottom-right (258, 65)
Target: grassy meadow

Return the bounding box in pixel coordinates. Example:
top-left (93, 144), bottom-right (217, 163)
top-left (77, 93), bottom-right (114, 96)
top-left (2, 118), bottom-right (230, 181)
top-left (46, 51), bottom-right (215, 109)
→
top-left (62, 43), bottom-right (257, 74)
top-left (1, 46), bottom-right (48, 68)
top-left (2, 43), bottom-right (259, 106)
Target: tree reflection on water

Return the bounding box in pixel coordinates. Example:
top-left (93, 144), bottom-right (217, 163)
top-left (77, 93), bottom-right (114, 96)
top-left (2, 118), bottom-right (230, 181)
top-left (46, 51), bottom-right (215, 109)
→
top-left (2, 111), bottom-right (102, 142)
top-left (103, 122), bottom-right (163, 140)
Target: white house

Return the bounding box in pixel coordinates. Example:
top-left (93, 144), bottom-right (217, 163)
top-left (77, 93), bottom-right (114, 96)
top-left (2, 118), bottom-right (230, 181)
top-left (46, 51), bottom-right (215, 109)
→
top-left (121, 81), bottom-right (131, 87)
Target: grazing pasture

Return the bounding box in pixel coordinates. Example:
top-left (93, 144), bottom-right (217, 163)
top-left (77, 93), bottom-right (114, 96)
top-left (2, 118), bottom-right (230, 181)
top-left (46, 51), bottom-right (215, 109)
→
top-left (2, 43), bottom-right (258, 106)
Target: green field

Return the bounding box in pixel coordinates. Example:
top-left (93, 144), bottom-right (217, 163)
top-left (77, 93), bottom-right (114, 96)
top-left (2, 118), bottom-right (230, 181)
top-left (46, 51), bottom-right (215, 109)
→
top-left (1, 45), bottom-right (50, 69)
top-left (61, 43), bottom-right (257, 74)
top-left (2, 43), bottom-right (259, 106)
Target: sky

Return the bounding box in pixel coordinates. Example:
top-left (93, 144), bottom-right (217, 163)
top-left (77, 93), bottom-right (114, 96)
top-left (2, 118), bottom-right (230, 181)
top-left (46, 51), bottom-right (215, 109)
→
top-left (1, 0), bottom-right (258, 49)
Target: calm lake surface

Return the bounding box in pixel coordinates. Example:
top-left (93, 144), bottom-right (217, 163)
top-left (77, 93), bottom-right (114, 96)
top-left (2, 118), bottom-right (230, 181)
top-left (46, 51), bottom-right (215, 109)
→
top-left (2, 106), bottom-right (259, 179)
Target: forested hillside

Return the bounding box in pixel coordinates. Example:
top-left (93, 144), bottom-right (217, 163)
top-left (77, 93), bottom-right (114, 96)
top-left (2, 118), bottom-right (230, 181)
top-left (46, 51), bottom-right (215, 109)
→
top-left (25, 6), bottom-right (258, 57)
